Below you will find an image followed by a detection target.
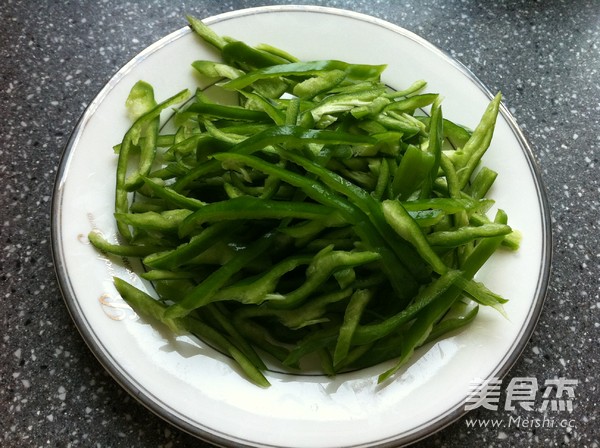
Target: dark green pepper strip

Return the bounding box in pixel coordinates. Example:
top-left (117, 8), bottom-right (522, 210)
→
top-left (333, 289), bottom-right (372, 367)
top-left (222, 40), bottom-right (291, 69)
top-left (178, 196), bottom-right (336, 237)
top-left (283, 326), bottom-right (339, 368)
top-left (113, 277), bottom-right (269, 387)
top-left (141, 176), bottom-right (205, 210)
top-left (266, 247), bottom-right (381, 310)
top-left (163, 232), bottom-right (276, 318)
top-left (191, 60), bottom-right (245, 80)
top-left (143, 222), bottom-right (241, 270)
top-left (204, 303), bottom-right (267, 371)
top-left (173, 125), bottom-right (376, 191)
top-left (187, 100), bottom-right (272, 122)
top-left (392, 145), bottom-right (436, 200)
top-left (87, 230), bottom-right (163, 257)
top-left (378, 210), bottom-right (508, 383)
top-left (424, 302), bottom-right (479, 344)
top-left (470, 213), bottom-right (522, 250)
top-left (381, 199), bottom-right (447, 275)
top-left (232, 317), bottom-right (290, 363)
top-left (222, 60), bottom-right (387, 91)
top-left (426, 223), bottom-right (512, 248)
top-left (140, 270), bottom-right (197, 280)
top-left (116, 89), bottom-right (190, 240)
top-left (465, 166), bottom-right (498, 199)
top-left (352, 270), bottom-right (462, 345)
top-left (115, 209), bottom-right (193, 233)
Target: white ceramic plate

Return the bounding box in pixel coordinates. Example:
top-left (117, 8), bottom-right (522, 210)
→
top-left (52, 6), bottom-right (551, 447)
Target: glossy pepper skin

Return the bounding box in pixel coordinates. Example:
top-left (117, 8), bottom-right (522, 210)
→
top-left (88, 15), bottom-right (517, 387)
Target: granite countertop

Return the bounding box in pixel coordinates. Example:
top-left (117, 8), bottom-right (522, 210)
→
top-left (1, 1), bottom-right (598, 447)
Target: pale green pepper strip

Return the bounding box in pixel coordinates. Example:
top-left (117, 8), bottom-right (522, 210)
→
top-left (426, 223), bottom-right (512, 248)
top-left (424, 302), bottom-right (479, 344)
top-left (113, 277), bottom-right (269, 387)
top-left (333, 289), bottom-right (373, 367)
top-left (453, 93), bottom-right (502, 189)
top-left (115, 209), bottom-right (193, 233)
top-left (141, 176), bottom-right (205, 210)
top-left (115, 89), bottom-right (190, 240)
top-left (382, 199), bottom-right (448, 275)
top-left (87, 230), bottom-right (163, 257)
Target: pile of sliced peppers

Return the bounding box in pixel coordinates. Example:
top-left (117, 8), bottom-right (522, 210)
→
top-left (89, 15), bottom-right (521, 387)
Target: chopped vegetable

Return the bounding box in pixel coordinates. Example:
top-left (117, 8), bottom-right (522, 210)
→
top-left (89, 16), bottom-right (520, 387)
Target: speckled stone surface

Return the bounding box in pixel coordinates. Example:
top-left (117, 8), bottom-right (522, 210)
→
top-left (1, 0), bottom-right (598, 447)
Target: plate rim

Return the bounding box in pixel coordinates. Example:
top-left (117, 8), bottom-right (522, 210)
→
top-left (51, 5), bottom-right (553, 447)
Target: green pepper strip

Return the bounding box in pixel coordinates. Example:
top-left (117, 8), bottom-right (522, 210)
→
top-left (187, 101), bottom-right (272, 122)
top-left (141, 176), bottom-right (205, 210)
top-left (113, 277), bottom-right (269, 387)
top-left (420, 100), bottom-right (443, 199)
top-left (453, 93), bottom-right (502, 190)
top-left (465, 166), bottom-right (498, 199)
top-left (114, 209), bottom-right (193, 233)
top-left (392, 145), bottom-right (435, 200)
top-left (352, 270), bottom-right (462, 345)
top-left (143, 222), bottom-right (241, 270)
top-left (222, 60), bottom-right (387, 91)
top-left (427, 223), bottom-right (512, 248)
top-left (333, 289), bottom-right (373, 367)
top-left (87, 230), bottom-right (163, 257)
top-left (277, 149), bottom-right (429, 282)
top-left (204, 303), bottom-right (267, 371)
top-left (424, 303), bottom-right (479, 344)
top-left (222, 40), bottom-right (291, 69)
top-left (212, 152), bottom-right (419, 299)
top-left (265, 248), bottom-right (381, 310)
top-left (381, 199), bottom-right (447, 275)
top-left (173, 125), bottom-right (376, 191)
top-left (178, 196), bottom-right (336, 237)
top-left (377, 209), bottom-right (509, 383)
top-left (163, 231), bottom-right (276, 318)
top-left (116, 89), bottom-right (190, 240)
